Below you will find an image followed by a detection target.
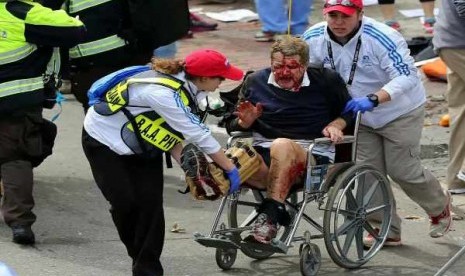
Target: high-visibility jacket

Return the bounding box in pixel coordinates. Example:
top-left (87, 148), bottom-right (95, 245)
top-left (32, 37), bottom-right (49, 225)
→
top-left (46, 0), bottom-right (189, 68)
top-left (0, 0), bottom-right (85, 114)
top-left (63, 0), bottom-right (128, 63)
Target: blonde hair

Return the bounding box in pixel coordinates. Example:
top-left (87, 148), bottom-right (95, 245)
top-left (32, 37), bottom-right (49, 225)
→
top-left (150, 57), bottom-right (185, 75)
top-left (270, 36), bottom-right (309, 67)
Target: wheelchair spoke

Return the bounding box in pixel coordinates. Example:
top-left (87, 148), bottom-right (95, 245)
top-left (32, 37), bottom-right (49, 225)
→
top-left (330, 208), bottom-right (357, 217)
top-left (345, 188), bottom-right (359, 210)
top-left (355, 226), bottom-right (364, 259)
top-left (336, 217), bottom-right (358, 237)
top-left (356, 174), bottom-right (366, 206)
top-left (362, 179), bottom-right (380, 207)
top-left (342, 226), bottom-right (357, 256)
top-left (366, 204), bottom-right (389, 215)
top-left (363, 221), bottom-right (379, 240)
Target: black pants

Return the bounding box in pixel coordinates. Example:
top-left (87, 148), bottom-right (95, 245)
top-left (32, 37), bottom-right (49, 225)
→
top-left (0, 107), bottom-right (44, 227)
top-left (82, 129), bottom-right (165, 276)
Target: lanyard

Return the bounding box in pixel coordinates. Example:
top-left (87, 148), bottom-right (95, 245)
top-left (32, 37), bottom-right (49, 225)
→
top-left (327, 36), bottom-right (362, 86)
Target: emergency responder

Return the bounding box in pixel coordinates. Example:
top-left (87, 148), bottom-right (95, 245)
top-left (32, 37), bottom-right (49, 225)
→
top-left (0, 0), bottom-right (85, 245)
top-left (82, 49), bottom-right (243, 276)
top-left (43, 0), bottom-right (189, 112)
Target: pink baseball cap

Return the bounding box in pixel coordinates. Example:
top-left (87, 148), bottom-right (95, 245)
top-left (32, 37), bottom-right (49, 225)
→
top-left (323, 0), bottom-right (363, 16)
top-left (185, 49), bottom-right (244, 81)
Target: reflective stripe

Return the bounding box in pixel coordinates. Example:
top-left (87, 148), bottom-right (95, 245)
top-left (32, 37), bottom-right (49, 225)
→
top-left (94, 76), bottom-right (190, 116)
top-left (0, 44), bottom-right (37, 65)
top-left (0, 77), bottom-right (44, 98)
top-left (128, 77), bottom-right (189, 105)
top-left (46, 47), bottom-right (61, 76)
top-left (69, 35), bottom-right (126, 58)
top-left (68, 0), bottom-right (112, 13)
top-left (128, 78), bottom-right (183, 90)
top-left (126, 115), bottom-right (183, 152)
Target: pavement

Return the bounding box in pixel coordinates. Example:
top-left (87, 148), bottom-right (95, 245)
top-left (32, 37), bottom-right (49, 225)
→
top-left (1, 0), bottom-right (465, 275)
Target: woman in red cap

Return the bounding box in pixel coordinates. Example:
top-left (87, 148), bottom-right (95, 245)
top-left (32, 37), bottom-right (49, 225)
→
top-left (81, 49), bottom-right (243, 276)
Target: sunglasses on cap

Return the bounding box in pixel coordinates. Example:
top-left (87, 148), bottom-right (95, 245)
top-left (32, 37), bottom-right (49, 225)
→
top-left (324, 0), bottom-right (358, 8)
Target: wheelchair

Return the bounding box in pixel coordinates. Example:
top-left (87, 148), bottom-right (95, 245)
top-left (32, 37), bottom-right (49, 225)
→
top-left (193, 113), bottom-right (394, 276)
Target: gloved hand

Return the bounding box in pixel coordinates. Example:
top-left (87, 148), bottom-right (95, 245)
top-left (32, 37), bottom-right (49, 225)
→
top-left (343, 97), bottom-right (375, 114)
top-left (226, 167), bottom-right (241, 194)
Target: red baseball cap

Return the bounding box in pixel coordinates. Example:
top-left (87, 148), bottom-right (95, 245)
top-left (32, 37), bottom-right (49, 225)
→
top-left (323, 0), bottom-right (363, 16)
top-left (185, 49), bottom-right (244, 81)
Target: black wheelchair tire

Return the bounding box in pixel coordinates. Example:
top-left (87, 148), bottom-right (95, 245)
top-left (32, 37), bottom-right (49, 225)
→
top-left (323, 164), bottom-right (392, 269)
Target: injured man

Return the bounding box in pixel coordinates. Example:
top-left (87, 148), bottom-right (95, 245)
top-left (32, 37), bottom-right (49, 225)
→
top-left (224, 36), bottom-right (352, 244)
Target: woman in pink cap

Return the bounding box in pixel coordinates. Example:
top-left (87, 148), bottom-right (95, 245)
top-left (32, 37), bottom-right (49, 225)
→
top-left (81, 49), bottom-right (243, 276)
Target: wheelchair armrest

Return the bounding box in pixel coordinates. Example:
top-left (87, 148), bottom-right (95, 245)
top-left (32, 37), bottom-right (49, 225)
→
top-left (227, 131), bottom-right (253, 148)
top-left (313, 135), bottom-right (355, 145)
top-left (229, 131), bottom-right (253, 139)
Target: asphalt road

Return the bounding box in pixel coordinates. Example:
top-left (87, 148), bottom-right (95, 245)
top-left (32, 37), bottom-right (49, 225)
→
top-left (2, 0), bottom-right (465, 274)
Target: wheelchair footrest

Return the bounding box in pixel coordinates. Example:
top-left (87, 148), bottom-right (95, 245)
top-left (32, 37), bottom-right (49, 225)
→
top-left (194, 232), bottom-right (240, 249)
top-left (241, 239), bottom-right (288, 254)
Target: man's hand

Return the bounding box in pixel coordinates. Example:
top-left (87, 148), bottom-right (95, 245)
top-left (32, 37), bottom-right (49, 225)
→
top-left (234, 101), bottom-right (263, 128)
top-left (322, 125), bottom-right (344, 143)
top-left (343, 97), bottom-right (374, 114)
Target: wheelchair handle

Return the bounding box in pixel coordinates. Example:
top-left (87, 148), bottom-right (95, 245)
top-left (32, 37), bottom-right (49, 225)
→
top-left (313, 135), bottom-right (355, 145)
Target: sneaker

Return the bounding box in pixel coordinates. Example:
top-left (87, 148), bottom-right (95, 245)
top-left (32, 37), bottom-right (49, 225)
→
top-left (423, 17), bottom-right (436, 34)
top-left (457, 171), bottom-right (465, 182)
top-left (385, 20), bottom-right (401, 32)
top-left (449, 188), bottom-right (465, 195)
top-left (429, 192), bottom-right (452, 238)
top-left (189, 12), bottom-right (218, 32)
top-left (448, 173), bottom-right (465, 194)
top-left (363, 228), bottom-right (401, 248)
top-left (11, 224), bottom-right (35, 245)
top-left (254, 31), bottom-right (281, 42)
top-left (250, 213), bottom-right (278, 244)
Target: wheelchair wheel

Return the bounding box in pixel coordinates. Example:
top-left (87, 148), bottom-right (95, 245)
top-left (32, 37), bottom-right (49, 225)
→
top-left (299, 243), bottom-right (321, 276)
top-left (323, 164), bottom-right (392, 269)
top-left (320, 163), bottom-right (353, 193)
top-left (228, 190), bottom-right (294, 260)
top-left (215, 248), bottom-right (237, 270)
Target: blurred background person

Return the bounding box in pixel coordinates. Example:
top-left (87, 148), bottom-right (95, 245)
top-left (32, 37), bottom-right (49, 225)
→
top-left (254, 0), bottom-right (313, 42)
top-left (433, 0), bottom-right (465, 194)
top-left (378, 0), bottom-right (436, 33)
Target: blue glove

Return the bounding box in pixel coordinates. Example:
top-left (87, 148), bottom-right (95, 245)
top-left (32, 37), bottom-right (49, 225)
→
top-left (226, 167), bottom-right (241, 194)
top-left (343, 97), bottom-right (375, 114)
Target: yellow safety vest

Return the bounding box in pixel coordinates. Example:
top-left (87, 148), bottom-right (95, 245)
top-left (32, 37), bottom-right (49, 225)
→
top-left (94, 75), bottom-right (201, 155)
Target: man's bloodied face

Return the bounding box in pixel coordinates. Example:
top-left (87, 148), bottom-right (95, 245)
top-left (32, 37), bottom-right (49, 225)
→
top-left (271, 52), bottom-right (306, 91)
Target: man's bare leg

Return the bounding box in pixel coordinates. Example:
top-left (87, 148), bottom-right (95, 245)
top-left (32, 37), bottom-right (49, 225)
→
top-left (267, 138), bottom-right (307, 202)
